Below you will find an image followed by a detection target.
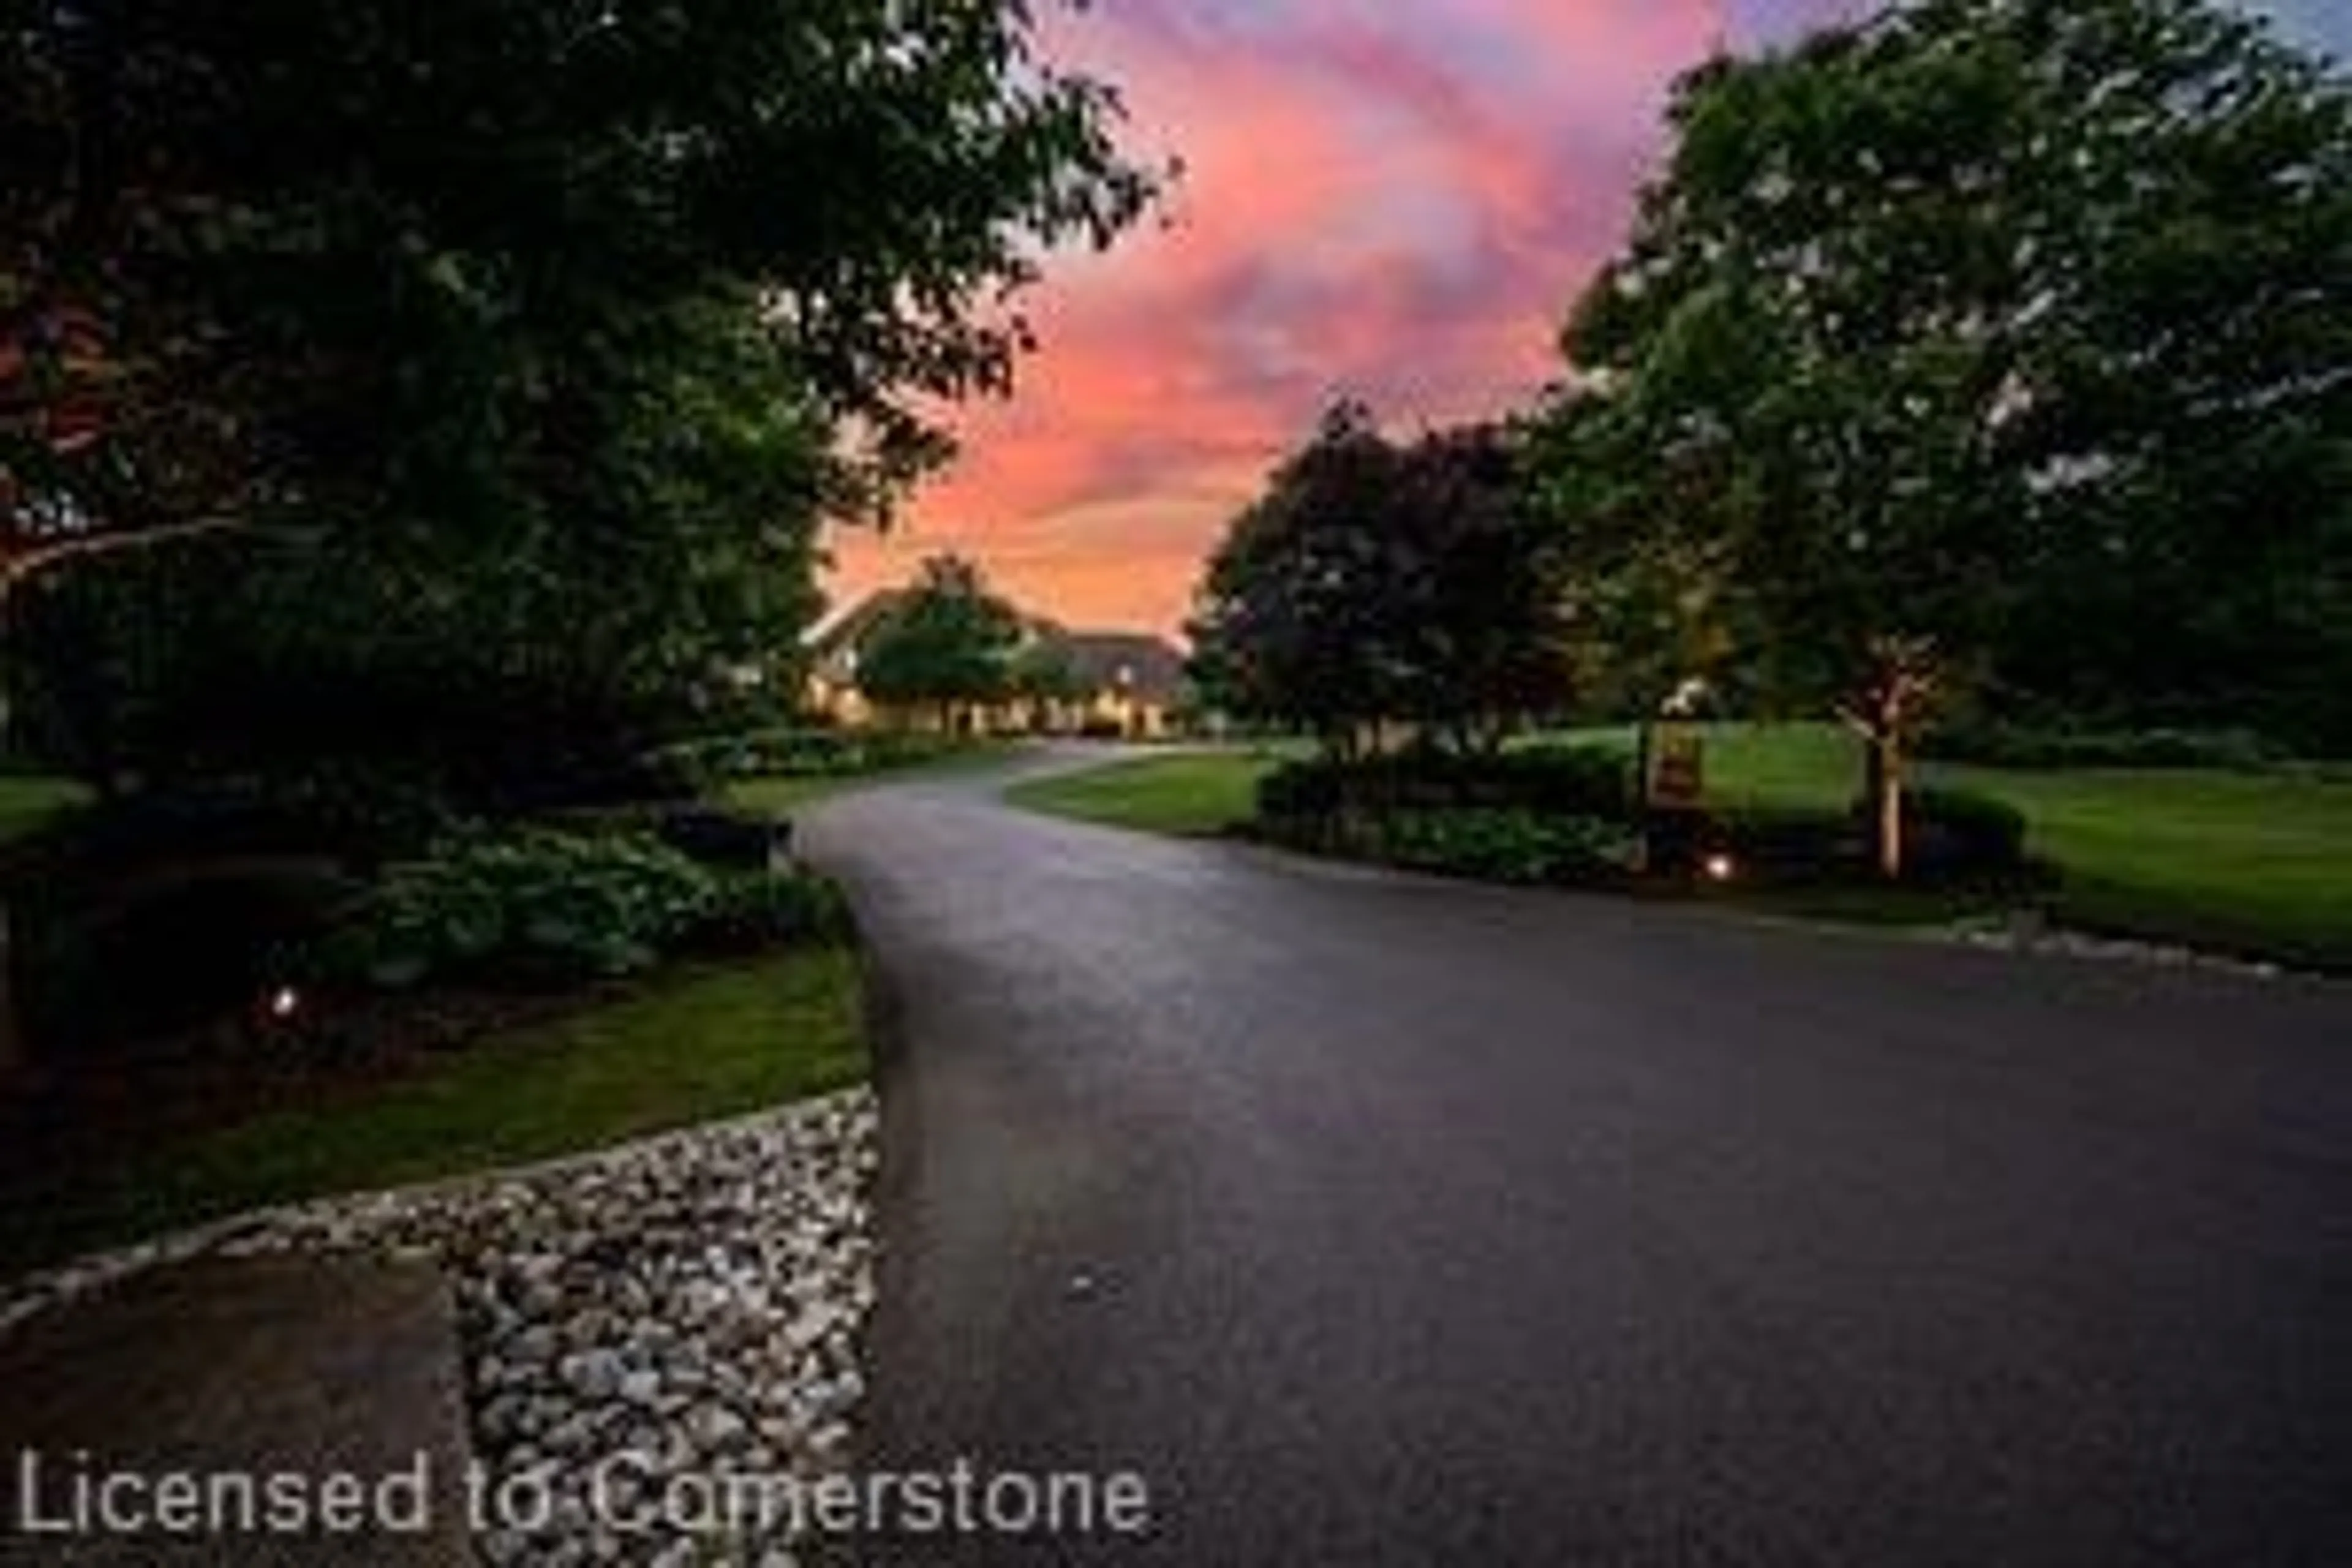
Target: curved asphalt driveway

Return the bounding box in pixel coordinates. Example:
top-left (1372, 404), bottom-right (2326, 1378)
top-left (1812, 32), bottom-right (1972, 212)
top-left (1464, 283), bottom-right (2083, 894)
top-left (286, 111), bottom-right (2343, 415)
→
top-left (802, 750), bottom-right (2350, 1567)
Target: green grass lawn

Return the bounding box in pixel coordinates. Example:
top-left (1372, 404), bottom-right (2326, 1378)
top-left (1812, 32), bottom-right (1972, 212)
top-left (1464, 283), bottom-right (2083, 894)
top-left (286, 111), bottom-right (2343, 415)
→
top-left (1005, 750), bottom-right (1278, 837)
top-left (1009, 727), bottom-right (2352, 967)
top-left (4, 945), bottom-right (867, 1277)
top-left (1922, 763), bottom-right (2352, 964)
top-left (1649, 725), bottom-right (2352, 962)
top-left (725, 739), bottom-right (1025, 819)
top-left (0, 775), bottom-right (90, 843)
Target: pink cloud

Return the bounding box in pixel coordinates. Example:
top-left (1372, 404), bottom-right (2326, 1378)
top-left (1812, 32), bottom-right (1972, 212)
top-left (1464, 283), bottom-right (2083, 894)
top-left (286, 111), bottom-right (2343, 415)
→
top-left (826, 1), bottom-right (1807, 637)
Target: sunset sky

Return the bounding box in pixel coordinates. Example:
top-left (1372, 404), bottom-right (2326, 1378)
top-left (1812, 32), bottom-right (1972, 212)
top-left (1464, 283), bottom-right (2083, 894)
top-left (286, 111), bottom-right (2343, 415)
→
top-left (825, 0), bottom-right (2350, 639)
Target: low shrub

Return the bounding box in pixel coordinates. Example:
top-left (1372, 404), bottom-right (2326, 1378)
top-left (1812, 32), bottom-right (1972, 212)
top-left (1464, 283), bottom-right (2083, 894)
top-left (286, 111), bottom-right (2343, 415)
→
top-left (1493, 745), bottom-right (1637, 818)
top-left (1700, 789), bottom-right (2028, 884)
top-left (1254, 745), bottom-right (1634, 827)
top-left (1248, 748), bottom-right (2022, 891)
top-left (864, 731), bottom-right (963, 769)
top-left (13, 859), bottom-right (363, 1056)
top-left (1897, 788), bottom-right (2029, 874)
top-left (535, 802), bottom-right (793, 870)
top-left (645, 805), bottom-right (791, 872)
top-left (1706, 805), bottom-right (1862, 878)
top-left (648, 726), bottom-right (961, 785)
top-left (683, 870), bottom-right (849, 955)
top-left (1371, 809), bottom-right (1634, 885)
top-left (1254, 759), bottom-right (1344, 821)
top-left (14, 770), bottom-right (459, 873)
top-left (6, 782), bottom-right (428, 1058)
top-left (304, 824), bottom-right (851, 994)
top-left (304, 827), bottom-right (719, 990)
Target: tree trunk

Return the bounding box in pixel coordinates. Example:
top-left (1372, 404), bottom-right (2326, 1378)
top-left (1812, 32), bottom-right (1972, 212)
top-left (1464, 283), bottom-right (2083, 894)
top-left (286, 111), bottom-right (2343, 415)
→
top-left (1849, 634), bottom-right (1937, 884)
top-left (1869, 728), bottom-right (1905, 881)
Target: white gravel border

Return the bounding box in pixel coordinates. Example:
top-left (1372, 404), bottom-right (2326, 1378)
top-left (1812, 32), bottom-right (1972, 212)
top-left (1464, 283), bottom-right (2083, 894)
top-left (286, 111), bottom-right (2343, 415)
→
top-left (1928, 912), bottom-right (2288, 978)
top-left (1, 1088), bottom-right (880, 1567)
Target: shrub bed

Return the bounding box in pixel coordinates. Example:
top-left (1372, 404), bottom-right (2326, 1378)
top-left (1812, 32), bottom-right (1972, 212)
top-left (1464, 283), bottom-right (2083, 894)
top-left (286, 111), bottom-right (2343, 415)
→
top-left (12, 769), bottom-right (459, 873)
top-left (13, 858), bottom-right (364, 1056)
top-left (1250, 747), bottom-right (1638, 886)
top-left (299, 825), bottom-right (842, 993)
top-left (650, 727), bottom-right (960, 788)
top-left (1705, 788), bottom-right (2030, 884)
top-left (545, 802), bottom-right (792, 872)
top-left (1368, 809), bottom-right (1637, 885)
top-left (1254, 745), bottom-right (1634, 827)
top-left (1902, 788), bottom-right (2029, 874)
top-left (1248, 749), bottom-right (2027, 894)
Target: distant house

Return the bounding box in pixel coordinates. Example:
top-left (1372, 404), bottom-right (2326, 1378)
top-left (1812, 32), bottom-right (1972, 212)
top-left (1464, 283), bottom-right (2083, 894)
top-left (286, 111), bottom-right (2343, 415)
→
top-left (1049, 630), bottom-right (1189, 739)
top-left (802, 590), bottom-right (905, 730)
top-left (803, 592), bottom-right (1189, 737)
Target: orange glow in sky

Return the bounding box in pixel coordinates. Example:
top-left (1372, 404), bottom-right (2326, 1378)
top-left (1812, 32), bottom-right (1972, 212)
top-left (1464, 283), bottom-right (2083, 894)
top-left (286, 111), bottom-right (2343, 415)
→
top-left (821, 0), bottom-right (2340, 637)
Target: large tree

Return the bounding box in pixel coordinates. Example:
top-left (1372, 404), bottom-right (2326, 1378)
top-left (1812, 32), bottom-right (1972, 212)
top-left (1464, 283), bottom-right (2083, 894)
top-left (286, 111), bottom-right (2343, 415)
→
top-left (1377, 422), bottom-right (1580, 752)
top-left (1558, 0), bottom-right (2352, 875)
top-left (0, 0), bottom-right (1161, 771)
top-left (1188, 404), bottom-right (1404, 753)
top-left (1189, 404), bottom-right (1575, 754)
top-left (1527, 388), bottom-right (1752, 729)
top-left (2, 0), bottom-right (1163, 541)
top-left (0, 0), bottom-right (1164, 1078)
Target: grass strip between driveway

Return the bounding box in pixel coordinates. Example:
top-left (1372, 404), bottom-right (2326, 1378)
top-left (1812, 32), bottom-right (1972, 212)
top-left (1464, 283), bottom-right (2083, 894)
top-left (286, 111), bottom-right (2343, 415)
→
top-left (1006, 750), bottom-right (1275, 837)
top-left (2, 945), bottom-right (867, 1280)
top-left (1006, 731), bottom-right (2352, 971)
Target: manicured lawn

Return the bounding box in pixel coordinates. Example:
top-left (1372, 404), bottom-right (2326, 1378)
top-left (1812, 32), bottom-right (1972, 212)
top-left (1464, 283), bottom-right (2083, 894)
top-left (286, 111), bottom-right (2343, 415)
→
top-left (1005, 750), bottom-right (1278, 836)
top-left (0, 775), bottom-right (89, 843)
top-left (725, 739), bottom-right (1025, 819)
top-left (1011, 728), bottom-right (2352, 967)
top-left (4, 946), bottom-right (867, 1276)
top-left (1926, 764), bottom-right (2352, 964)
top-left (1629, 725), bottom-right (2352, 962)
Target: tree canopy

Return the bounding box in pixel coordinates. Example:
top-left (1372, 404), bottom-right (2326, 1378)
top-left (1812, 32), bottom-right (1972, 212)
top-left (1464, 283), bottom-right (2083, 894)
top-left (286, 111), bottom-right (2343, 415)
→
top-left (1189, 404), bottom-right (1575, 754)
top-left (2, 0), bottom-right (1165, 792)
top-left (1547, 0), bottom-right (2352, 869)
top-left (856, 555), bottom-right (1026, 727)
top-left (2, 0), bottom-right (1161, 538)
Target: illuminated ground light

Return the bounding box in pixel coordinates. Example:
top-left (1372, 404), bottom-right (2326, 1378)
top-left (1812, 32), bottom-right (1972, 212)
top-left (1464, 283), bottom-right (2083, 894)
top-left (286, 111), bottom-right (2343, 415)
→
top-left (1702, 852), bottom-right (1738, 884)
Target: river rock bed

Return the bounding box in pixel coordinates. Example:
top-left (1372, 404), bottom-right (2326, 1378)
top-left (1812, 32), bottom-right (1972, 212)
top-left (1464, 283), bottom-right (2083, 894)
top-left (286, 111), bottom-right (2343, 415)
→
top-left (0, 1089), bottom-right (880, 1567)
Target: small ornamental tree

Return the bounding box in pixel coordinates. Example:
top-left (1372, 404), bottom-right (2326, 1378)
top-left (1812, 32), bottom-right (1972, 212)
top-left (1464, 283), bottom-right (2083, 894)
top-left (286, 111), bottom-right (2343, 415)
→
top-left (857, 556), bottom-right (1025, 733)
